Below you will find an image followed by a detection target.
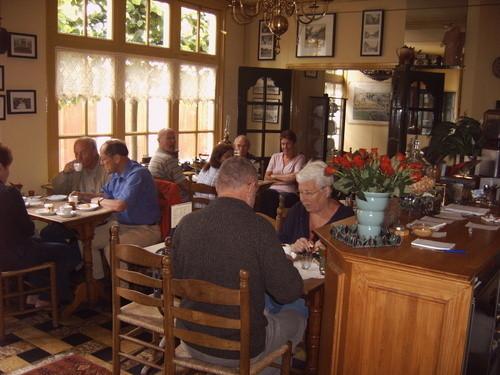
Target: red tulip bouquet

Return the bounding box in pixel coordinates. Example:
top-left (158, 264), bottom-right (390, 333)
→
top-left (325, 148), bottom-right (424, 201)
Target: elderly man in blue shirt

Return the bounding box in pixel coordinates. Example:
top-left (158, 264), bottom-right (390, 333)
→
top-left (84, 139), bottom-right (161, 279)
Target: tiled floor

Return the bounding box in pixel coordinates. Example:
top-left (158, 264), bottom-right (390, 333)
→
top-left (1, 308), bottom-right (306, 374)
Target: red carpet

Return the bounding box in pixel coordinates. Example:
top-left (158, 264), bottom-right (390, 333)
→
top-left (21, 354), bottom-right (111, 375)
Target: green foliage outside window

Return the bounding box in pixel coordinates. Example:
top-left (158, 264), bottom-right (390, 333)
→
top-left (126, 0), bottom-right (168, 46)
top-left (180, 8), bottom-right (213, 53)
top-left (58, 0), bottom-right (110, 39)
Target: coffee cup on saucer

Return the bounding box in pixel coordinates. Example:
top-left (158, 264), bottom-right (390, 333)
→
top-left (44, 203), bottom-right (54, 213)
top-left (61, 205), bottom-right (73, 216)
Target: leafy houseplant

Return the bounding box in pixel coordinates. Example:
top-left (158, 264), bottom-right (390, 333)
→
top-left (325, 149), bottom-right (424, 201)
top-left (423, 116), bottom-right (483, 166)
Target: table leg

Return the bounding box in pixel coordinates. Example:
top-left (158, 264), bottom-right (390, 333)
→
top-left (305, 286), bottom-right (324, 374)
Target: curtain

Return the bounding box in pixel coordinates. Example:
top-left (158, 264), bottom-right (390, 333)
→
top-left (179, 64), bottom-right (216, 102)
top-left (125, 57), bottom-right (172, 100)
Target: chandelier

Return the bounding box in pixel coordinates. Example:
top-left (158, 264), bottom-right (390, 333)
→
top-left (228, 0), bottom-right (332, 54)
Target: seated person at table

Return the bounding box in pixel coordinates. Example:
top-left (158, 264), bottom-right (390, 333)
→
top-left (173, 157), bottom-right (305, 371)
top-left (258, 129), bottom-right (305, 218)
top-left (279, 160), bottom-right (354, 252)
top-left (234, 135), bottom-right (256, 160)
top-left (81, 139), bottom-right (161, 279)
top-left (194, 143), bottom-right (234, 206)
top-left (52, 137), bottom-right (109, 195)
top-left (148, 128), bottom-right (189, 201)
top-left (0, 143), bottom-right (81, 305)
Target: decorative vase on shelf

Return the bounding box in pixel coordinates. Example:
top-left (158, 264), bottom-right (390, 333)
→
top-left (355, 192), bottom-right (390, 239)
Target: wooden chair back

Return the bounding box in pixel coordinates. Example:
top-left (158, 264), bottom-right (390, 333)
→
top-left (0, 263), bottom-right (58, 341)
top-left (276, 194), bottom-right (289, 232)
top-left (257, 212), bottom-right (278, 230)
top-left (189, 181), bottom-right (217, 210)
top-left (163, 255), bottom-right (252, 374)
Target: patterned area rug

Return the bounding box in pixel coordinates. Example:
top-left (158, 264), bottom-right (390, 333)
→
top-left (19, 354), bottom-right (110, 375)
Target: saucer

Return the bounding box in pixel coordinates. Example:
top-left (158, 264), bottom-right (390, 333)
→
top-left (26, 200), bottom-right (43, 207)
top-left (76, 203), bottom-right (99, 212)
top-left (35, 208), bottom-right (56, 216)
top-left (56, 210), bottom-right (77, 218)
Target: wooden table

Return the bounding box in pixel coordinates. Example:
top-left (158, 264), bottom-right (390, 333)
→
top-left (144, 243), bottom-right (324, 374)
top-left (28, 202), bottom-right (113, 318)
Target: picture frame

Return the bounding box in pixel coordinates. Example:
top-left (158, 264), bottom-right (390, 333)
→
top-left (6, 90), bottom-right (37, 114)
top-left (0, 66), bottom-right (4, 91)
top-left (296, 13), bottom-right (335, 58)
top-left (351, 82), bottom-right (390, 123)
top-left (257, 20), bottom-right (276, 61)
top-left (251, 105), bottom-right (280, 124)
top-left (8, 32), bottom-right (37, 59)
top-left (360, 10), bottom-right (384, 56)
top-left (304, 70), bottom-right (318, 79)
top-left (0, 95), bottom-right (5, 120)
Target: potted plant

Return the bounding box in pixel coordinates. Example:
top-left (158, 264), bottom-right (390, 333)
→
top-left (326, 149), bottom-right (424, 238)
top-left (423, 116), bottom-right (483, 172)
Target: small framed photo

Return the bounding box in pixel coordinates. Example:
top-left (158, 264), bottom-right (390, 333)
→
top-left (360, 10), bottom-right (384, 56)
top-left (8, 32), bottom-right (37, 59)
top-left (0, 95), bottom-right (5, 120)
top-left (296, 13), bottom-right (335, 58)
top-left (304, 70), bottom-right (318, 79)
top-left (6, 90), bottom-right (37, 114)
top-left (258, 21), bottom-right (276, 61)
top-left (0, 65), bottom-right (4, 91)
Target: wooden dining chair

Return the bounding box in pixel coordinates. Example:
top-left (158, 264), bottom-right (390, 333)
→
top-left (275, 195), bottom-right (289, 233)
top-left (256, 212), bottom-right (278, 230)
top-left (0, 262), bottom-right (58, 341)
top-left (110, 225), bottom-right (169, 374)
top-left (162, 255), bottom-right (292, 375)
top-left (189, 181), bottom-right (217, 211)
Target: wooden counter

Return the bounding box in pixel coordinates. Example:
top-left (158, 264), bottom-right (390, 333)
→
top-left (314, 217), bottom-right (499, 375)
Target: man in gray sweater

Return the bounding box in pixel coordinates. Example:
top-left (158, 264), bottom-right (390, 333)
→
top-left (173, 157), bottom-right (305, 371)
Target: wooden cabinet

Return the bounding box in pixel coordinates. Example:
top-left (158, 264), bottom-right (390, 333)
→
top-left (315, 220), bottom-right (499, 375)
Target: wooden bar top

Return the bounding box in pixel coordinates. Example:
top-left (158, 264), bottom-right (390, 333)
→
top-left (315, 216), bottom-right (500, 283)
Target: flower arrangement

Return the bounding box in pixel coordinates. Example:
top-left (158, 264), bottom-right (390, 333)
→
top-left (325, 148), bottom-right (424, 201)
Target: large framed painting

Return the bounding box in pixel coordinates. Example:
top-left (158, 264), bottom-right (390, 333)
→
top-left (360, 10), bottom-right (384, 56)
top-left (351, 82), bottom-right (390, 123)
top-left (296, 13), bottom-right (335, 57)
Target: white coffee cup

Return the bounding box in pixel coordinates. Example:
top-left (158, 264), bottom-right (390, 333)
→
top-left (61, 205), bottom-right (72, 216)
top-left (68, 194), bottom-right (79, 204)
top-left (44, 203), bottom-right (54, 212)
top-left (73, 162), bottom-right (83, 172)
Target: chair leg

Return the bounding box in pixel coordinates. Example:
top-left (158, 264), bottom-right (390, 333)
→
top-left (49, 264), bottom-right (59, 328)
top-left (112, 318), bottom-right (121, 374)
top-left (0, 276), bottom-right (5, 341)
top-left (280, 341), bottom-right (292, 375)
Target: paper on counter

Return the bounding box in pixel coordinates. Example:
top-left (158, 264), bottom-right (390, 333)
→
top-left (171, 202), bottom-right (192, 229)
top-left (435, 212), bottom-right (463, 221)
top-left (420, 216), bottom-right (455, 224)
top-left (294, 260), bottom-right (324, 280)
top-left (465, 222), bottom-right (500, 231)
top-left (442, 204), bottom-right (489, 216)
top-left (411, 238), bottom-right (456, 250)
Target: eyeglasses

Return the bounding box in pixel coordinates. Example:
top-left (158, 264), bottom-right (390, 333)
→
top-left (298, 186), bottom-right (326, 197)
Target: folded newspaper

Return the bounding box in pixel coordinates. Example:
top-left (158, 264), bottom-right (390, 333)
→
top-left (411, 238), bottom-right (456, 250)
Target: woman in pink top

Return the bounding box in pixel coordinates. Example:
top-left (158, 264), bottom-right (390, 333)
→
top-left (258, 130), bottom-right (305, 218)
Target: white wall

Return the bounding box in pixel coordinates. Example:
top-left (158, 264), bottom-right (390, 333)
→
top-left (0, 0), bottom-right (47, 193)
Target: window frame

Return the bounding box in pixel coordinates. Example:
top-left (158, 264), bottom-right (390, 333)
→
top-left (47, 0), bottom-right (225, 177)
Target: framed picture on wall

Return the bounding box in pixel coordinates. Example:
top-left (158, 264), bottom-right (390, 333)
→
top-left (8, 33), bottom-right (37, 59)
top-left (351, 82), bottom-right (390, 123)
top-left (258, 21), bottom-right (276, 61)
top-left (6, 90), bottom-right (37, 114)
top-left (296, 13), bottom-right (335, 57)
top-left (360, 10), bottom-right (384, 56)
top-left (0, 95), bottom-right (5, 120)
top-left (0, 65), bottom-right (4, 91)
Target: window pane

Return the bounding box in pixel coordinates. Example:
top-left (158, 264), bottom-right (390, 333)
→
top-left (247, 133), bottom-right (262, 156)
top-left (58, 0), bottom-right (84, 36)
top-left (148, 98), bottom-right (169, 132)
top-left (179, 133), bottom-right (196, 162)
top-left (197, 101), bottom-right (214, 131)
top-left (179, 100), bottom-right (197, 131)
top-left (180, 7), bottom-right (198, 52)
top-left (87, 0), bottom-right (112, 39)
top-left (58, 99), bottom-right (85, 136)
top-left (125, 135), bottom-right (148, 162)
top-left (247, 105), bottom-right (263, 130)
top-left (125, 99), bottom-right (148, 133)
top-left (199, 11), bottom-right (216, 54)
top-left (59, 138), bottom-right (79, 170)
top-left (148, 134), bottom-right (158, 156)
top-left (126, 0), bottom-right (147, 44)
top-left (88, 98), bottom-right (113, 135)
top-left (150, 0), bottom-right (170, 47)
top-left (197, 133), bottom-right (214, 157)
top-left (265, 105), bottom-right (282, 131)
top-left (265, 133), bottom-right (281, 156)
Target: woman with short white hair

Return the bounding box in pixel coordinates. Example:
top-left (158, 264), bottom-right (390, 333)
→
top-left (279, 160), bottom-right (354, 252)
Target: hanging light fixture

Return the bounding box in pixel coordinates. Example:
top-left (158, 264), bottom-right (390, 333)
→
top-left (228, 0), bottom-right (332, 54)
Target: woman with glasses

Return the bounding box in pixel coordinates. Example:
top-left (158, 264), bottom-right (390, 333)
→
top-left (279, 160), bottom-right (354, 253)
